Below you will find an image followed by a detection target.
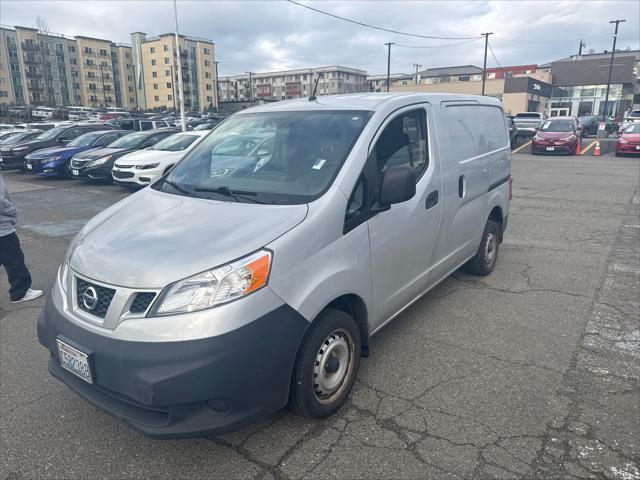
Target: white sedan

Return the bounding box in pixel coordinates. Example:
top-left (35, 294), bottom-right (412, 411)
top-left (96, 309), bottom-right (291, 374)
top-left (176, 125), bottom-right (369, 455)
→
top-left (112, 131), bottom-right (208, 186)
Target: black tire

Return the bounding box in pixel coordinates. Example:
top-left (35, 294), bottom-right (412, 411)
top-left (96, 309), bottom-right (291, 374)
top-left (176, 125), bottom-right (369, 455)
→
top-left (465, 219), bottom-right (500, 276)
top-left (289, 308), bottom-right (361, 419)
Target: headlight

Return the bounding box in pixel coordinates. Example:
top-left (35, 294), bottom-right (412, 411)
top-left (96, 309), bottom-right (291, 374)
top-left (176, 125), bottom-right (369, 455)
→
top-left (618, 137), bottom-right (629, 144)
top-left (533, 135), bottom-right (541, 141)
top-left (135, 163), bottom-right (159, 170)
top-left (11, 146), bottom-right (29, 151)
top-left (561, 135), bottom-right (576, 142)
top-left (87, 155), bottom-right (112, 167)
top-left (154, 250), bottom-right (272, 315)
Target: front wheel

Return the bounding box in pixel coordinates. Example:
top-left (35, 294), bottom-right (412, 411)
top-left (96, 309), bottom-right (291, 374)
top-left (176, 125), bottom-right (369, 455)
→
top-left (465, 219), bottom-right (500, 276)
top-left (289, 308), bottom-right (361, 419)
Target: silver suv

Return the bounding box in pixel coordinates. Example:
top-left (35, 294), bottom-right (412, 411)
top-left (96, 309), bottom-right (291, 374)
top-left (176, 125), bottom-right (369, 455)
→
top-left (38, 93), bottom-right (512, 438)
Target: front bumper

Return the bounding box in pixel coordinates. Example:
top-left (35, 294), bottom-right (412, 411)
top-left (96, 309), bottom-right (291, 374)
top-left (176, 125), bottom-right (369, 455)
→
top-left (112, 166), bottom-right (162, 186)
top-left (615, 143), bottom-right (640, 155)
top-left (37, 294), bottom-right (308, 438)
top-left (531, 141), bottom-right (576, 154)
top-left (0, 151), bottom-right (28, 168)
top-left (25, 158), bottom-right (67, 176)
top-left (71, 164), bottom-right (113, 181)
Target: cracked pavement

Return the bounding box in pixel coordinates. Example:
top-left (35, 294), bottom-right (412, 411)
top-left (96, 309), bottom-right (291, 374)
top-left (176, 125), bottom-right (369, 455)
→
top-left (1, 152), bottom-right (639, 479)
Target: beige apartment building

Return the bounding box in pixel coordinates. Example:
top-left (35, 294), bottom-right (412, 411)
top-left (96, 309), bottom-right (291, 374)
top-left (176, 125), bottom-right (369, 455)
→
top-left (390, 65), bottom-right (553, 114)
top-left (131, 32), bottom-right (216, 112)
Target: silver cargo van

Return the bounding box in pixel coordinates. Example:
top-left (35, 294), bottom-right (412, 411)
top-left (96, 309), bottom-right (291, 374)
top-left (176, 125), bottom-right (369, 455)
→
top-left (38, 93), bottom-right (512, 438)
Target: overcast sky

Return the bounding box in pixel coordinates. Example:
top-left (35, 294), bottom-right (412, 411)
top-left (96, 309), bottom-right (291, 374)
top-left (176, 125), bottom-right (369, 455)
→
top-left (1, 0), bottom-right (638, 76)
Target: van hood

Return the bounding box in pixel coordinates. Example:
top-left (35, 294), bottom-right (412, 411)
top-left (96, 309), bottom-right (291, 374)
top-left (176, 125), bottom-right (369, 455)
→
top-left (115, 149), bottom-right (179, 166)
top-left (69, 187), bottom-right (308, 288)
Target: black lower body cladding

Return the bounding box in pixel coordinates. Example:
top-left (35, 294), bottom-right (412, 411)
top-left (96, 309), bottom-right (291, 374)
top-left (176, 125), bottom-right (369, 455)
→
top-left (37, 295), bottom-right (309, 438)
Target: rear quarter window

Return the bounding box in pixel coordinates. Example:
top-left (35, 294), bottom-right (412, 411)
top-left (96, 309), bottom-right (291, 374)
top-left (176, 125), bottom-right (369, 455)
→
top-left (444, 105), bottom-right (508, 161)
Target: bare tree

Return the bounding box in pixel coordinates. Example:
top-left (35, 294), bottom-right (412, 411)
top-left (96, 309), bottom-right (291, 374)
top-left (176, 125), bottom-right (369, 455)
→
top-left (35, 16), bottom-right (50, 35)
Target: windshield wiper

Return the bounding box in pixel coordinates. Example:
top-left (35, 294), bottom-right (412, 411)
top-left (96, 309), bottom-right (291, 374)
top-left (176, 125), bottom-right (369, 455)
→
top-left (194, 186), bottom-right (267, 204)
top-left (162, 179), bottom-right (200, 198)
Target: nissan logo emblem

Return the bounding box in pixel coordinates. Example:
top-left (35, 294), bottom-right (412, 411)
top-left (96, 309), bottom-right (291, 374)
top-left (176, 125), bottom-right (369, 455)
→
top-left (82, 286), bottom-right (99, 310)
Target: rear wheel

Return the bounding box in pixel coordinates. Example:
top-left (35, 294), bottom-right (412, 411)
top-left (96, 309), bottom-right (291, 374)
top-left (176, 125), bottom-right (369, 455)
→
top-left (289, 308), bottom-right (361, 419)
top-left (465, 219), bottom-right (500, 276)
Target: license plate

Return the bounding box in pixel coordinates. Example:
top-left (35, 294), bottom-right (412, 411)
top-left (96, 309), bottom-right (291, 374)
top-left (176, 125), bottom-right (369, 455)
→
top-left (57, 339), bottom-right (92, 383)
top-left (546, 147), bottom-right (555, 151)
top-left (72, 169), bottom-right (79, 176)
top-left (26, 164), bottom-right (32, 169)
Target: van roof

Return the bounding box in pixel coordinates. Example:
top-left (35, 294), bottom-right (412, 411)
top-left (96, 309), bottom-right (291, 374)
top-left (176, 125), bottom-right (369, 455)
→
top-left (240, 92), bottom-right (502, 114)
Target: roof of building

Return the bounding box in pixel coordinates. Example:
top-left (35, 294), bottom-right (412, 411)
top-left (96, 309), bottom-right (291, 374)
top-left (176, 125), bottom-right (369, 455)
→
top-left (418, 65), bottom-right (484, 77)
top-left (550, 49), bottom-right (640, 63)
top-left (220, 66), bottom-right (368, 80)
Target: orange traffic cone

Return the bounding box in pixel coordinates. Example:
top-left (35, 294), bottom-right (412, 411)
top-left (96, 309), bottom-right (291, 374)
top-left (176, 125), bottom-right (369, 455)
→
top-left (594, 141), bottom-right (601, 156)
top-left (575, 139), bottom-right (581, 155)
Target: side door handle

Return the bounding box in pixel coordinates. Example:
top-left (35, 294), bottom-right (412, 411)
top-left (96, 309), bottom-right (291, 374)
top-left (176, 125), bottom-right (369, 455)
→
top-left (458, 175), bottom-right (466, 198)
top-left (425, 190), bottom-right (439, 209)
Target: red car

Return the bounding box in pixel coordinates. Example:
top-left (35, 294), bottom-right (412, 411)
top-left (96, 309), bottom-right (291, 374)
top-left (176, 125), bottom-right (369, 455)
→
top-left (615, 123), bottom-right (640, 156)
top-left (531, 116), bottom-right (580, 155)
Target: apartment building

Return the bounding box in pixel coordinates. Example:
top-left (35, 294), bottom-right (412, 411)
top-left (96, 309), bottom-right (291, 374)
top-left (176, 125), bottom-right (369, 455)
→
top-left (0, 25), bottom-right (137, 109)
top-left (367, 73), bottom-right (409, 92)
top-left (131, 32), bottom-right (216, 112)
top-left (219, 66), bottom-right (368, 102)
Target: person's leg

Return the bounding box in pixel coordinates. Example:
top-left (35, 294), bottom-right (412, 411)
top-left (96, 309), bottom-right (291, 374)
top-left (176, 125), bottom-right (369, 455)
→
top-left (0, 232), bottom-right (32, 301)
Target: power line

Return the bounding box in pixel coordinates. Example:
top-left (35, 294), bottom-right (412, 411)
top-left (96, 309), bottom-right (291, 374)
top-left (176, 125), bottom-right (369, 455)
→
top-left (287, 0), bottom-right (481, 40)
top-left (487, 39), bottom-right (502, 68)
top-left (394, 38), bottom-right (482, 49)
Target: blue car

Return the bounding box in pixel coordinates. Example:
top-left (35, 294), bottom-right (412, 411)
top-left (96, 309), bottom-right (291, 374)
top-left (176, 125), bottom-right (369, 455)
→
top-left (24, 130), bottom-right (127, 177)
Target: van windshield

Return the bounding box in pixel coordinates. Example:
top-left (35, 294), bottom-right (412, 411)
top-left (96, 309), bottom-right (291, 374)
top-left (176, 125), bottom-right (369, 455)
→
top-left (157, 110), bottom-right (372, 204)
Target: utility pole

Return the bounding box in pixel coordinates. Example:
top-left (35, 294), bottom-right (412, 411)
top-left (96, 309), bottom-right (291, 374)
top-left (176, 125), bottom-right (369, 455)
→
top-left (603, 19), bottom-right (625, 120)
top-left (173, 0), bottom-right (186, 131)
top-left (385, 42), bottom-right (394, 92)
top-left (578, 39), bottom-right (586, 56)
top-left (214, 60), bottom-right (220, 114)
top-left (245, 71), bottom-right (253, 104)
top-left (481, 32), bottom-right (493, 96)
top-left (413, 63), bottom-right (422, 86)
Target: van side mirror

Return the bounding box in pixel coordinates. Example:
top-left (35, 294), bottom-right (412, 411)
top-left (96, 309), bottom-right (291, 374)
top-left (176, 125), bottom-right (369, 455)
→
top-left (379, 166), bottom-right (416, 206)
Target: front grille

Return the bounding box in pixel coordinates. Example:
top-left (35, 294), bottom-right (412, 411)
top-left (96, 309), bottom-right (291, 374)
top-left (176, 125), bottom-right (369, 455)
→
top-left (113, 170), bottom-right (134, 179)
top-left (71, 159), bottom-right (90, 168)
top-left (130, 292), bottom-right (156, 313)
top-left (76, 278), bottom-right (116, 318)
top-left (26, 158), bottom-right (45, 165)
top-left (116, 164), bottom-right (133, 169)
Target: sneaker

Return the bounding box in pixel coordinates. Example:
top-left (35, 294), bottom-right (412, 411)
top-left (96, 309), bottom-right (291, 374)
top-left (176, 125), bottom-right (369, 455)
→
top-left (11, 288), bottom-right (44, 303)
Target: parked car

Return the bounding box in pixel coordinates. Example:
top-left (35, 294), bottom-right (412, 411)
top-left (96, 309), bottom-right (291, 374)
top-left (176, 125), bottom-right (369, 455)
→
top-left (615, 123), bottom-right (640, 156)
top-left (193, 121), bottom-right (220, 131)
top-left (117, 118), bottom-right (172, 131)
top-left (0, 129), bottom-right (43, 146)
top-left (532, 116), bottom-right (580, 155)
top-left (578, 115), bottom-right (601, 137)
top-left (38, 93), bottom-right (512, 438)
top-left (112, 131), bottom-right (208, 186)
top-left (70, 128), bottom-right (178, 181)
top-left (0, 123), bottom-right (114, 170)
top-left (513, 112), bottom-right (547, 136)
top-left (24, 130), bottom-right (128, 178)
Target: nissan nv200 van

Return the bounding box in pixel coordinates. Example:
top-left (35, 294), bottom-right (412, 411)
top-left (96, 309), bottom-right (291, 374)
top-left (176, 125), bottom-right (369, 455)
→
top-left (38, 93), bottom-right (512, 438)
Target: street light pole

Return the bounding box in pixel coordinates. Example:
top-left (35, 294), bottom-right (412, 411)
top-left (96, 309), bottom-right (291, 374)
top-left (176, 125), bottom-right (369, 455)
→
top-left (214, 60), bottom-right (220, 114)
top-left (245, 71), bottom-right (253, 104)
top-left (385, 42), bottom-right (394, 92)
top-left (603, 19), bottom-right (625, 119)
top-left (481, 32), bottom-right (493, 96)
top-left (173, 0), bottom-right (186, 131)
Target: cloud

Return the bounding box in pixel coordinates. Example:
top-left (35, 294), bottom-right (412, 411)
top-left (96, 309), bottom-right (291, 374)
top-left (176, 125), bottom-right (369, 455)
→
top-left (1, 0), bottom-right (638, 76)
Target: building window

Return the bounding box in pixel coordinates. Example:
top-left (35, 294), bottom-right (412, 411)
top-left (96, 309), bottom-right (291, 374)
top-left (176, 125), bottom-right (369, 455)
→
top-left (152, 71), bottom-right (158, 78)
top-left (166, 82), bottom-right (172, 88)
top-left (125, 52), bottom-right (131, 59)
top-left (99, 49), bottom-right (108, 56)
top-left (205, 60), bottom-right (211, 67)
top-left (154, 95), bottom-right (159, 101)
top-left (505, 71), bottom-right (513, 78)
top-left (151, 59), bottom-right (156, 66)
top-left (130, 97), bottom-right (135, 103)
top-left (206, 84), bottom-right (212, 90)
top-left (127, 75), bottom-right (133, 81)
top-left (68, 45), bottom-right (76, 52)
top-left (153, 83), bottom-right (158, 90)
top-left (128, 86), bottom-right (134, 92)
top-left (204, 47), bottom-right (210, 54)
top-left (458, 75), bottom-right (470, 81)
top-left (84, 47), bottom-right (93, 54)
top-left (205, 72), bottom-right (211, 79)
top-left (167, 94), bottom-right (173, 100)
top-left (150, 47), bottom-right (155, 53)
top-left (207, 96), bottom-right (213, 102)
top-left (86, 59), bottom-right (94, 66)
top-left (166, 69), bottom-right (171, 76)
top-left (163, 45), bottom-right (169, 52)
top-left (164, 57), bottom-right (170, 64)
top-left (486, 72), bottom-right (496, 79)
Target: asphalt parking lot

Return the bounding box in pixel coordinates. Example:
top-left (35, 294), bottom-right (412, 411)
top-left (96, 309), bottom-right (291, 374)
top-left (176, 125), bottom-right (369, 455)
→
top-left (1, 153), bottom-right (639, 480)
